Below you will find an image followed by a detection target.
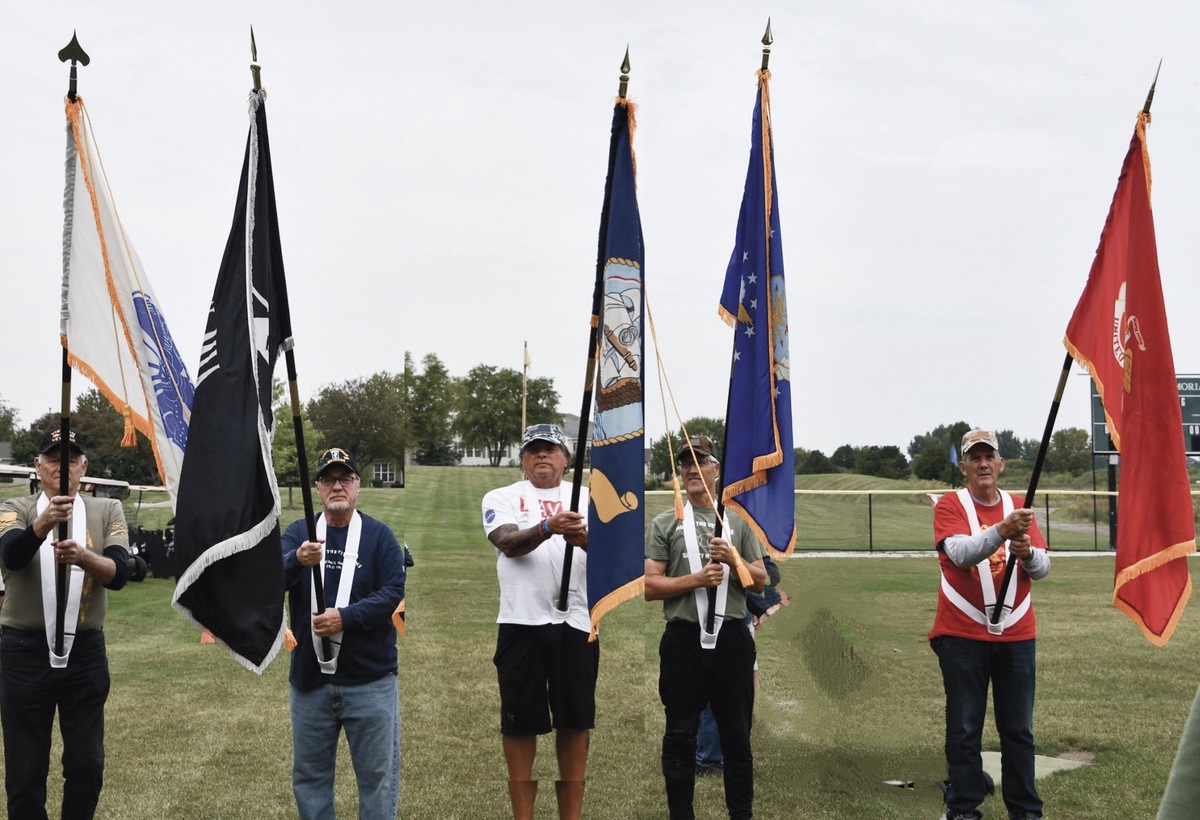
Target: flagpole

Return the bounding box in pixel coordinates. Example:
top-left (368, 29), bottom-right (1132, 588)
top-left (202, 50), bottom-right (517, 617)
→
top-left (251, 30), bottom-right (330, 659)
top-left (54, 32), bottom-right (90, 658)
top-left (990, 68), bottom-right (1161, 626)
top-left (521, 341), bottom-right (528, 435)
top-left (557, 49), bottom-right (631, 612)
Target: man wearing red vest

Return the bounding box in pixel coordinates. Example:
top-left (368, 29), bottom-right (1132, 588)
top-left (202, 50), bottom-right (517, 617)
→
top-left (931, 429), bottom-right (1050, 820)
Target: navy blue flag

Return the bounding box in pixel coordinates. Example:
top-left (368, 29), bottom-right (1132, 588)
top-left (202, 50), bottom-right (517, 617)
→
top-left (586, 99), bottom-right (645, 635)
top-left (718, 71), bottom-right (795, 558)
top-left (172, 90), bottom-right (290, 672)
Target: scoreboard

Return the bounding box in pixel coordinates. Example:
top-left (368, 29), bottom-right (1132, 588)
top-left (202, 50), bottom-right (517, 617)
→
top-left (1091, 374), bottom-right (1200, 455)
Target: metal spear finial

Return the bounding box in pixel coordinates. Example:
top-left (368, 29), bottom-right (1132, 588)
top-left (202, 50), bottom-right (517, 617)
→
top-left (57, 31), bottom-right (90, 102)
top-left (761, 19), bottom-right (773, 71)
top-left (618, 47), bottom-right (631, 98)
top-left (250, 26), bottom-right (262, 91)
top-left (1143, 59), bottom-right (1162, 115)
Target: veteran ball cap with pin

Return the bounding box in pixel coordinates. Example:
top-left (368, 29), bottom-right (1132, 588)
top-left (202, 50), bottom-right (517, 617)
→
top-left (38, 429), bottom-right (85, 457)
top-left (521, 423), bottom-right (570, 455)
top-left (315, 447), bottom-right (360, 479)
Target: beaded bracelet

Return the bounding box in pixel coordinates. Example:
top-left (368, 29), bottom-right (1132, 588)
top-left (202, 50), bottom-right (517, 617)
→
top-left (540, 518), bottom-right (552, 539)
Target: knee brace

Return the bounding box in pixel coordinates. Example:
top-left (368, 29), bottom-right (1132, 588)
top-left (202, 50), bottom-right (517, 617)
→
top-left (662, 715), bottom-right (698, 779)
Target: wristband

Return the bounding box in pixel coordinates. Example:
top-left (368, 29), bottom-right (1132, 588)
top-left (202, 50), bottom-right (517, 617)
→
top-left (540, 519), bottom-right (552, 539)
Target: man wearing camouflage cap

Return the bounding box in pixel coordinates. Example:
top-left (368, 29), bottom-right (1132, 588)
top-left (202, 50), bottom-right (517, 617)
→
top-left (481, 423), bottom-right (592, 820)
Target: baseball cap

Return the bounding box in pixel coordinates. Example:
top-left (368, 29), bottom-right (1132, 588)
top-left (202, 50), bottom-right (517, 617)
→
top-left (521, 423), bottom-right (569, 454)
top-left (315, 447), bottom-right (360, 479)
top-left (678, 434), bottom-right (719, 464)
top-left (961, 429), bottom-right (1000, 456)
top-left (38, 429), bottom-right (85, 457)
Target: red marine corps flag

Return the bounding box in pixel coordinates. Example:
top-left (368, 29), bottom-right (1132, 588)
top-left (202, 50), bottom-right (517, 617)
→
top-left (1064, 108), bottom-right (1196, 646)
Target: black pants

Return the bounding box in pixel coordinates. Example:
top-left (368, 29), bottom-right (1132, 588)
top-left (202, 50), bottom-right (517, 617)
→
top-left (0, 627), bottom-right (110, 820)
top-left (659, 620), bottom-right (755, 820)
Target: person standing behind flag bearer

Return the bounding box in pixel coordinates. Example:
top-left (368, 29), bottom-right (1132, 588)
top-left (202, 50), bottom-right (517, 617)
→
top-left (931, 429), bottom-right (1050, 820)
top-left (481, 424), bottom-right (593, 820)
top-left (282, 448), bottom-right (406, 820)
top-left (645, 435), bottom-right (767, 820)
top-left (0, 430), bottom-right (130, 819)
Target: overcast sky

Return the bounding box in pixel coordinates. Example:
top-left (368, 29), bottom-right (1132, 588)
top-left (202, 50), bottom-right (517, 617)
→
top-left (4, 2), bottom-right (1200, 457)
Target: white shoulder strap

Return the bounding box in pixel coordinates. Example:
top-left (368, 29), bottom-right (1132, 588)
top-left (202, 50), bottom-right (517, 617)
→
top-left (947, 489), bottom-right (1025, 634)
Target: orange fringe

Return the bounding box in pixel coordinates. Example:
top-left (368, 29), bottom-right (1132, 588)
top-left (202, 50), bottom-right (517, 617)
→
top-left (588, 576), bottom-right (645, 641)
top-left (392, 601), bottom-right (406, 638)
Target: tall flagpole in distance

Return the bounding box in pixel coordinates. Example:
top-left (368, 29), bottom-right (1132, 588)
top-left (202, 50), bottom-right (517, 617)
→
top-left (251, 30), bottom-right (330, 659)
top-left (990, 66), bottom-right (1162, 626)
top-left (54, 32), bottom-right (90, 658)
top-left (522, 341), bottom-right (529, 436)
top-left (558, 49), bottom-right (631, 612)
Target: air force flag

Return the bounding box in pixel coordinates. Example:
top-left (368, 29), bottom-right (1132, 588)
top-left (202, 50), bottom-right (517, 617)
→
top-left (719, 71), bottom-right (796, 558)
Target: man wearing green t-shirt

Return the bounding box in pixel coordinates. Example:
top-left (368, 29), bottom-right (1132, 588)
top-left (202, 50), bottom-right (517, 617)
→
top-left (645, 435), bottom-right (767, 820)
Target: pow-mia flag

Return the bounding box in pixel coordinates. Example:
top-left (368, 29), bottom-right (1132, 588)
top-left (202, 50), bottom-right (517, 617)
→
top-left (172, 90), bottom-right (293, 673)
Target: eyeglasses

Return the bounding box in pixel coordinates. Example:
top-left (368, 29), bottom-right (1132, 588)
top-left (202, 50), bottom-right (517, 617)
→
top-left (318, 474), bottom-right (358, 487)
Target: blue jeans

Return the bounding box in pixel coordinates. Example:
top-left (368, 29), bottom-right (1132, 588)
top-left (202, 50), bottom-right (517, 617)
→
top-left (695, 705), bottom-right (722, 768)
top-left (932, 636), bottom-right (1041, 819)
top-left (290, 675), bottom-right (400, 820)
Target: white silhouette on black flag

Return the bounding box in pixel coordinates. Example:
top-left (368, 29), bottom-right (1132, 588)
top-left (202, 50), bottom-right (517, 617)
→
top-left (172, 90), bottom-right (291, 673)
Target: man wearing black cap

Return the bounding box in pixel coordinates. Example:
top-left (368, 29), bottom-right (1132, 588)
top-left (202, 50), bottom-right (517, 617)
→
top-left (931, 429), bottom-right (1050, 820)
top-left (481, 423), bottom-right (592, 820)
top-left (645, 434), bottom-right (767, 820)
top-left (282, 447), bottom-right (407, 820)
top-left (0, 429), bottom-right (130, 818)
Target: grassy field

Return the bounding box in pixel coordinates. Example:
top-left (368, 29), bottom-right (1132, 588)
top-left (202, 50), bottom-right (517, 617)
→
top-left (4, 469), bottom-right (1200, 817)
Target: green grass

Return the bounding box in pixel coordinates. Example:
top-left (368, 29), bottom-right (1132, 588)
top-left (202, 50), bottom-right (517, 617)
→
top-left (10, 466), bottom-right (1200, 818)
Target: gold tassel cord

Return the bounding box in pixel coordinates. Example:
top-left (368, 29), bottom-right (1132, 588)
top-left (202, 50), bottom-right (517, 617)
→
top-left (646, 292), bottom-right (753, 587)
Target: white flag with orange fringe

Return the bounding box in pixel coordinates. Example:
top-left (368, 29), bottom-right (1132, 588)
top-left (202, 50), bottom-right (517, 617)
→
top-left (61, 95), bottom-right (194, 502)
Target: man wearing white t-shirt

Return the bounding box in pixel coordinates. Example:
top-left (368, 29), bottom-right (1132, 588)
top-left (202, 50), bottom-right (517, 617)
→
top-left (481, 424), bottom-right (593, 820)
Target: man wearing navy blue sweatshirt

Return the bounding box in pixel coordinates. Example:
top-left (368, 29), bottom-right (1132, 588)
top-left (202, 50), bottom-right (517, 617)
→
top-left (283, 448), bottom-right (407, 820)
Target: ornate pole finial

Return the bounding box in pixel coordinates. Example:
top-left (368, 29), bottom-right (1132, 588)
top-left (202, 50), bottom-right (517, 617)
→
top-left (618, 46), bottom-right (631, 98)
top-left (761, 18), bottom-right (773, 71)
top-left (57, 31), bottom-right (90, 102)
top-left (1143, 58), bottom-right (1162, 115)
top-left (250, 26), bottom-right (262, 91)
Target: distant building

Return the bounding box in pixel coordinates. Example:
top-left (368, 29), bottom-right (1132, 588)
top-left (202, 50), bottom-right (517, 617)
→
top-left (0, 442), bottom-right (12, 465)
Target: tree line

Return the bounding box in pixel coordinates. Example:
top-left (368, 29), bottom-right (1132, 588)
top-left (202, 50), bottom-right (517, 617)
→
top-left (1, 352), bottom-right (560, 487)
top-left (0, 388), bottom-right (1099, 488)
top-left (797, 421), bottom-right (1094, 483)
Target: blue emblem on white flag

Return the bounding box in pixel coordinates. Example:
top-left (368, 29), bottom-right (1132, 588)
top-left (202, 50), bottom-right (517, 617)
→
top-left (134, 290), bottom-right (194, 451)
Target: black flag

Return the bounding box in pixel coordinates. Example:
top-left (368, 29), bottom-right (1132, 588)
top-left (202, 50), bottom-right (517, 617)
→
top-left (172, 90), bottom-right (291, 672)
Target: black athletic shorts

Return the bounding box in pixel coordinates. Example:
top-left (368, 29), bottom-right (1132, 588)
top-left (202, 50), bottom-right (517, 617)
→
top-left (493, 622), bottom-right (599, 735)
